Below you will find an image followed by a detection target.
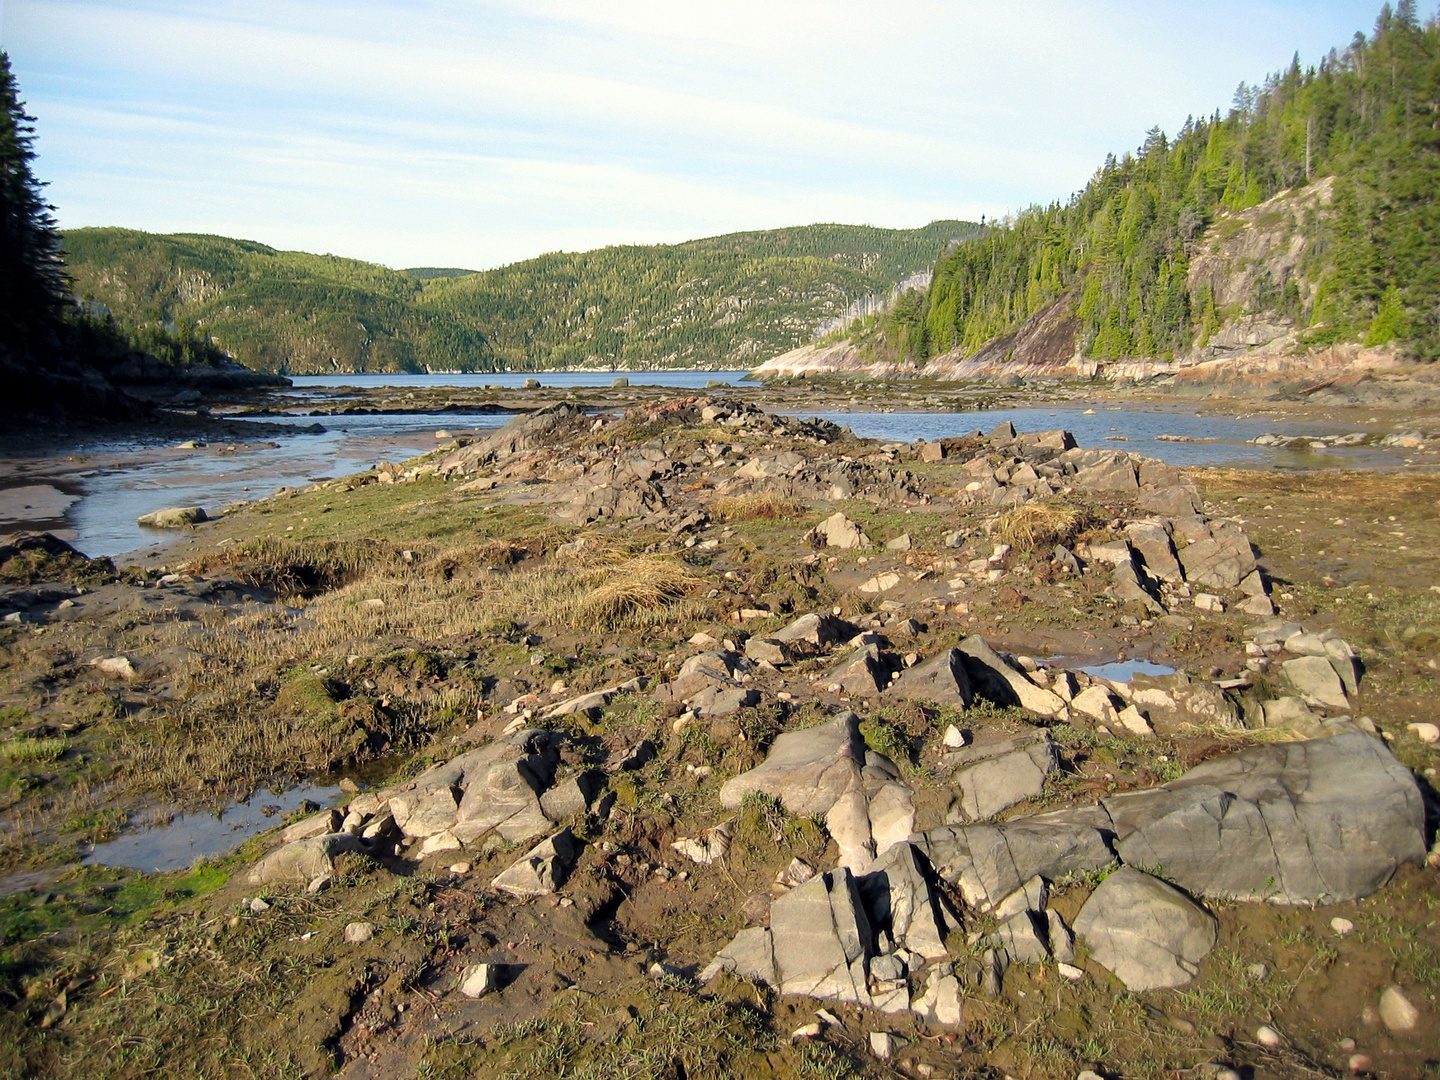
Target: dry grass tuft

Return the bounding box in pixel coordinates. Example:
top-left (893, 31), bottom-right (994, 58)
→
top-left (190, 536), bottom-right (409, 598)
top-left (711, 493), bottom-right (806, 522)
top-left (559, 556), bottom-right (703, 629)
top-left (996, 502), bottom-right (1090, 551)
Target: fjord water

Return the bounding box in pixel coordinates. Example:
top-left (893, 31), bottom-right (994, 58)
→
top-left (288, 369), bottom-right (756, 390)
top-left (4, 376), bottom-right (1408, 560)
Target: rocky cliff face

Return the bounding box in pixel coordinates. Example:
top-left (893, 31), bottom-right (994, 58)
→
top-left (758, 178), bottom-right (1400, 388)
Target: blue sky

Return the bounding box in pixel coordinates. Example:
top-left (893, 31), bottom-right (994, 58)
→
top-left (4, 0), bottom-right (1396, 270)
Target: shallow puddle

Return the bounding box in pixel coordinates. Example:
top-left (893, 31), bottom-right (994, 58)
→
top-left (83, 780), bottom-right (343, 874)
top-left (1078, 658), bottom-right (1178, 682)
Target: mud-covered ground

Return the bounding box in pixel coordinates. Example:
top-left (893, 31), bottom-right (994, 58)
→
top-left (0, 392), bottom-right (1436, 1080)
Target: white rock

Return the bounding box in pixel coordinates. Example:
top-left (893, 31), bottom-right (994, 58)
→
top-left (1194, 593), bottom-right (1225, 613)
top-left (1379, 985), bottom-right (1419, 1031)
top-left (344, 922), bottom-right (374, 943)
top-left (1070, 685), bottom-right (1119, 724)
top-left (1330, 917), bottom-right (1354, 936)
top-left (942, 724), bottom-right (967, 749)
top-left (869, 1031), bottom-right (897, 1060)
top-left (1057, 962), bottom-right (1085, 981)
top-left (1407, 722), bottom-right (1440, 744)
top-left (91, 656), bottom-right (137, 680)
top-left (858, 572), bottom-right (902, 594)
top-left (458, 963), bottom-right (497, 998)
top-left (1117, 705), bottom-right (1154, 736)
top-left (1255, 1024), bottom-right (1284, 1047)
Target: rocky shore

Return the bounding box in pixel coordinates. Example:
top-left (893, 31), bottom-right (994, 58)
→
top-left (0, 396), bottom-right (1436, 1078)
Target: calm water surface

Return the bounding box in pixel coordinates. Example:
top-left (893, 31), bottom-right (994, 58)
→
top-left (289, 370), bottom-right (755, 390)
top-left (0, 375), bottom-right (1407, 560)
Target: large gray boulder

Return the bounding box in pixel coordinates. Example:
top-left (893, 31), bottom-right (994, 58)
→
top-left (772, 612), bottom-right (858, 652)
top-left (823, 644), bottom-right (887, 697)
top-left (1101, 730), bottom-right (1425, 904)
top-left (858, 843), bottom-right (953, 959)
top-left (137, 506), bottom-right (207, 528)
top-left (911, 810), bottom-right (1115, 910)
top-left (769, 867), bottom-right (874, 1003)
top-left (1125, 521), bottom-right (1184, 582)
top-left (808, 512), bottom-right (872, 549)
top-left (951, 733), bottom-right (1057, 820)
top-left (247, 833), bottom-right (363, 885)
top-left (1074, 868), bottom-right (1217, 991)
top-left (1281, 655), bottom-right (1350, 710)
top-left (1074, 455), bottom-right (1139, 492)
top-left (957, 636), bottom-right (1066, 718)
top-left (491, 828), bottom-right (579, 897)
top-left (1177, 527), bottom-right (1256, 589)
top-left (435, 403), bottom-right (587, 476)
top-left (886, 648), bottom-right (972, 708)
top-left (718, 711), bottom-right (867, 816)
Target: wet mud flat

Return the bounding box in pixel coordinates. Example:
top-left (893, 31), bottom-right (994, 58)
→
top-left (0, 395), bottom-right (1435, 1079)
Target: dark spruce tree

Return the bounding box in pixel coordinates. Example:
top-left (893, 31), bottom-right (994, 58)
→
top-left (0, 51), bottom-right (66, 362)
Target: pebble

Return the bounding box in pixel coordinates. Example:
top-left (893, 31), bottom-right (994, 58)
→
top-left (1339, 1038), bottom-right (1356, 1051)
top-left (306, 874), bottom-right (331, 894)
top-left (1246, 962), bottom-right (1269, 981)
top-left (1378, 985), bottom-right (1419, 1031)
top-left (942, 724), bottom-right (968, 749)
top-left (344, 922), bottom-right (374, 943)
top-left (1331, 916), bottom-right (1355, 936)
top-left (790, 1022), bottom-right (824, 1040)
top-left (248, 897), bottom-right (271, 914)
top-left (449, 862), bottom-right (471, 874)
top-left (1057, 963), bottom-right (1085, 981)
top-left (1077, 1072), bottom-right (1105, 1080)
top-left (1348, 1053), bottom-right (1373, 1074)
top-left (869, 1031), bottom-right (896, 1060)
top-left (1255, 1024), bottom-right (1285, 1047)
top-left (1407, 722), bottom-right (1440, 744)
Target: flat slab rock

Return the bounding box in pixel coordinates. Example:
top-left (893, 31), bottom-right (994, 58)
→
top-left (912, 810), bottom-right (1116, 911)
top-left (718, 711), bottom-right (868, 817)
top-left (950, 733), bottom-right (1058, 820)
top-left (1100, 728), bottom-right (1424, 904)
top-left (1074, 867), bottom-right (1217, 991)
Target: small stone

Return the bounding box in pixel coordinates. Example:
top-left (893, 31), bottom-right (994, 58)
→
top-left (306, 874), bottom-right (331, 894)
top-left (1246, 962), bottom-right (1269, 981)
top-left (1077, 1072), bottom-right (1105, 1080)
top-left (449, 862), bottom-right (471, 874)
top-left (1057, 962), bottom-right (1085, 981)
top-left (1378, 985), bottom-right (1419, 1031)
top-left (248, 897), bottom-right (271, 913)
top-left (1348, 1054), bottom-right (1373, 1074)
top-left (1255, 1024), bottom-right (1285, 1047)
top-left (1331, 916), bottom-right (1355, 936)
top-left (791, 1022), bottom-right (824, 1040)
top-left (1339, 1038), bottom-right (1356, 1051)
top-left (344, 922), bottom-right (374, 943)
top-left (458, 963), bottom-right (497, 998)
top-left (942, 724), bottom-right (967, 749)
top-left (870, 1031), bottom-right (899, 1060)
top-left (1407, 722), bottom-right (1440, 744)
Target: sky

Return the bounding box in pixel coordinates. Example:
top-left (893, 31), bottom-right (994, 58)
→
top-left (4, 0), bottom-right (1396, 271)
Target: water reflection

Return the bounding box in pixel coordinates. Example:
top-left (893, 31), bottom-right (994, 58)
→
top-left (83, 781), bottom-right (342, 874)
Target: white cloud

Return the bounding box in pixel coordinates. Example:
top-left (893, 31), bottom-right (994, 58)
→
top-left (8, 0), bottom-right (1385, 268)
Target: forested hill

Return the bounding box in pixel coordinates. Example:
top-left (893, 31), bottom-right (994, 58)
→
top-left (61, 220), bottom-right (976, 374)
top-left (857, 4), bottom-right (1440, 372)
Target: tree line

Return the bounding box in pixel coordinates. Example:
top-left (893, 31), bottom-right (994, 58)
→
top-left (884, 3), bottom-right (1440, 364)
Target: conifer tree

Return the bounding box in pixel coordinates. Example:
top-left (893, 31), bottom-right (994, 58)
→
top-left (0, 51), bottom-right (66, 360)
